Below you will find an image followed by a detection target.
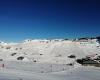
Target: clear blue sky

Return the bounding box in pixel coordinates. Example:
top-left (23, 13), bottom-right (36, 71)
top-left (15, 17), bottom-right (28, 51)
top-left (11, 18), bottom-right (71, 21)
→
top-left (0, 0), bottom-right (99, 42)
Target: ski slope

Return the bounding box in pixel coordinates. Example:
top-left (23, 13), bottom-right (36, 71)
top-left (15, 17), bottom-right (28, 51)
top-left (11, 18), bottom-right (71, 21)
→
top-left (0, 66), bottom-right (100, 80)
top-left (0, 39), bottom-right (100, 80)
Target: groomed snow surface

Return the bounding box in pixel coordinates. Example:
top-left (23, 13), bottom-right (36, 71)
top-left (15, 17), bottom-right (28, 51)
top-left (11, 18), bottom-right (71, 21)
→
top-left (0, 39), bottom-right (100, 80)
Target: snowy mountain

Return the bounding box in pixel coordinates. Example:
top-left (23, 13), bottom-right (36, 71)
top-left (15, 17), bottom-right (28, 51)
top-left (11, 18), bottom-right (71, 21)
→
top-left (0, 39), bottom-right (100, 80)
top-left (0, 41), bottom-right (8, 45)
top-left (0, 39), bottom-right (99, 63)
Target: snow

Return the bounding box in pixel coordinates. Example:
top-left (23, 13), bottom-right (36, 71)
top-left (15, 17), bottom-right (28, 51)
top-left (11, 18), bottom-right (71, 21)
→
top-left (0, 39), bottom-right (100, 80)
top-left (0, 66), bottom-right (100, 80)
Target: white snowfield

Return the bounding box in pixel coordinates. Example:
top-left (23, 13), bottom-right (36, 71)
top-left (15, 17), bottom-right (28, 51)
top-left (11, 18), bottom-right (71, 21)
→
top-left (0, 39), bottom-right (100, 80)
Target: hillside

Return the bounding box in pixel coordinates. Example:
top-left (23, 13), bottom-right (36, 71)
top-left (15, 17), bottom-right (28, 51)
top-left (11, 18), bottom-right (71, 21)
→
top-left (0, 39), bottom-right (99, 63)
top-left (0, 39), bottom-right (100, 80)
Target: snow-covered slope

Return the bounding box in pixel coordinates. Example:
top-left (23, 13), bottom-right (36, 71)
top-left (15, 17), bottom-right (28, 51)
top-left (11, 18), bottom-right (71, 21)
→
top-left (0, 39), bottom-right (100, 80)
top-left (0, 65), bottom-right (100, 80)
top-left (0, 39), bottom-right (100, 63)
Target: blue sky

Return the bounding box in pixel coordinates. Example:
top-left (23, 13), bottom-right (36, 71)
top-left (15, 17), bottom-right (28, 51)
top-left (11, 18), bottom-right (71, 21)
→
top-left (0, 0), bottom-right (99, 42)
